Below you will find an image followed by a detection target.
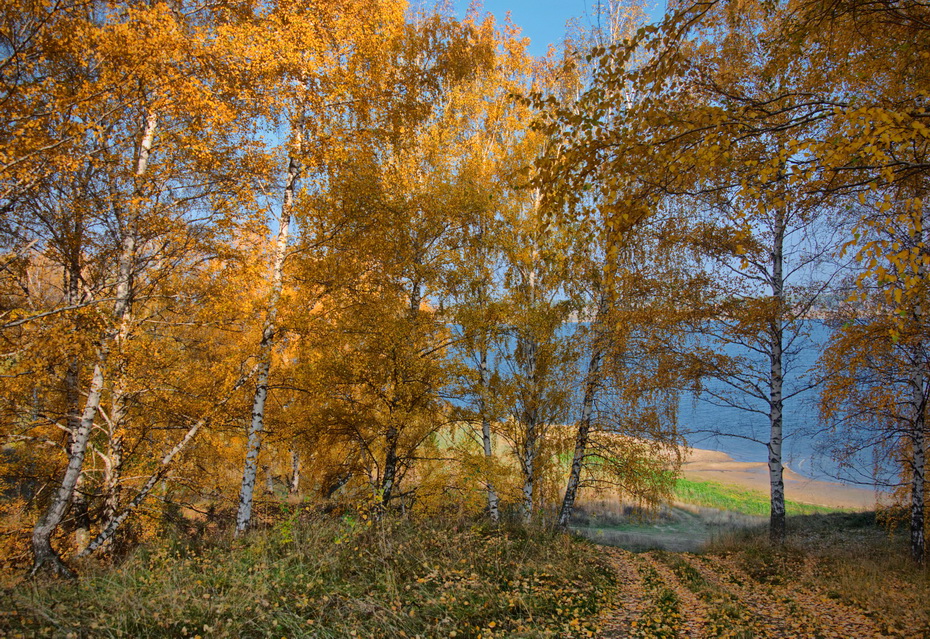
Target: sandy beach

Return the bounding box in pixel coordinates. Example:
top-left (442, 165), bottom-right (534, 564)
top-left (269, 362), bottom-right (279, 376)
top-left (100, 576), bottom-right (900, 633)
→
top-left (682, 447), bottom-right (882, 510)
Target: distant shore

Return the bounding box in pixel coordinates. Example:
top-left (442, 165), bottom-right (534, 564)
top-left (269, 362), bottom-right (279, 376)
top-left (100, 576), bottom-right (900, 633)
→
top-left (682, 447), bottom-right (881, 510)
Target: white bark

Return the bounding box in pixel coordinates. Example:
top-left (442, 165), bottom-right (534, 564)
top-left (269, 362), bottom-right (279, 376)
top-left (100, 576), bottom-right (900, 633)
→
top-left (478, 347), bottom-right (499, 522)
top-left (79, 366), bottom-right (255, 556)
top-left (289, 449), bottom-right (301, 495)
top-left (99, 111), bottom-right (155, 538)
top-left (910, 210), bottom-right (927, 564)
top-left (64, 268), bottom-right (89, 553)
top-left (30, 361), bottom-right (106, 578)
top-left (30, 110), bottom-right (157, 577)
top-left (518, 335), bottom-right (539, 523)
top-left (768, 201), bottom-right (787, 542)
top-left (519, 193), bottom-right (541, 524)
top-left (235, 143), bottom-right (299, 536)
top-left (910, 366), bottom-right (926, 564)
top-left (79, 418), bottom-right (205, 557)
top-left (101, 428), bottom-right (123, 535)
top-left (264, 464), bottom-right (275, 494)
top-left (381, 426), bottom-right (400, 506)
top-left (558, 297), bottom-right (607, 528)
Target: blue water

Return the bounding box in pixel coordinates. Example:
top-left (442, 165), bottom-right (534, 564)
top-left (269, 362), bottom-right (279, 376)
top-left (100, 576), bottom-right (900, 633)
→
top-left (448, 321), bottom-right (891, 488)
top-left (677, 321), bottom-right (891, 488)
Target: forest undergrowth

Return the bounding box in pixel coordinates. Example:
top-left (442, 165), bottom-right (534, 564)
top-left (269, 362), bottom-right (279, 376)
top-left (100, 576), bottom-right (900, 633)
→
top-left (3, 505), bottom-right (930, 638)
top-left (1, 511), bottom-right (614, 639)
top-left (6, 507), bottom-right (930, 639)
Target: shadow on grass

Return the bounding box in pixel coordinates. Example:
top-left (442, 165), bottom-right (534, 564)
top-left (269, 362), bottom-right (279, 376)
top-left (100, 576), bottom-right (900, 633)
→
top-left (570, 502), bottom-right (767, 552)
top-left (571, 502), bottom-right (883, 554)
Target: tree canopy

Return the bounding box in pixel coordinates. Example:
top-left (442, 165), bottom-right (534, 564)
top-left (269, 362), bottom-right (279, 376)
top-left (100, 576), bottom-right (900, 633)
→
top-left (2, 0), bottom-right (928, 578)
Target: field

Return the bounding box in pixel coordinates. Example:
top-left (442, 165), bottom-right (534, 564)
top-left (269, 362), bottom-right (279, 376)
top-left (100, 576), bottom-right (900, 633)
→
top-left (572, 478), bottom-right (851, 553)
top-left (671, 479), bottom-right (852, 517)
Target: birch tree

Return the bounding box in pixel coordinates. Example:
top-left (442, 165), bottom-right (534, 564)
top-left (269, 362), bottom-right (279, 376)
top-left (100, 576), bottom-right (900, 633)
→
top-left (28, 93), bottom-right (158, 577)
top-left (234, 134), bottom-right (299, 535)
top-left (538, 0), bottom-right (855, 540)
top-left (820, 189), bottom-right (930, 563)
top-left (0, 0), bottom-right (272, 572)
top-left (230, 0), bottom-right (406, 535)
top-left (444, 21), bottom-right (536, 522)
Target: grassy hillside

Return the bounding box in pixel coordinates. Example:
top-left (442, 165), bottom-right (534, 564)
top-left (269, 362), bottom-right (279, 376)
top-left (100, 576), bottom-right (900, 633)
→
top-left (673, 479), bottom-right (849, 516)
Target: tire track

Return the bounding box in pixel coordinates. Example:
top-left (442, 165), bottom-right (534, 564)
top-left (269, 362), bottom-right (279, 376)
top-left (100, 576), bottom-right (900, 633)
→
top-left (707, 553), bottom-right (893, 639)
top-left (599, 548), bottom-right (652, 638)
top-left (642, 552), bottom-right (712, 638)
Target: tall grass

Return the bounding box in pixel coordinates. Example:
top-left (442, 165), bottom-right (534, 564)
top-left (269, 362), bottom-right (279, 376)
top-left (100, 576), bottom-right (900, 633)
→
top-left (5, 513), bottom-right (615, 638)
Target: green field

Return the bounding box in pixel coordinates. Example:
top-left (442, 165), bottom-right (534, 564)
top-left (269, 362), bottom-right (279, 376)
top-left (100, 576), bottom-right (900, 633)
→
top-left (673, 478), bottom-right (850, 516)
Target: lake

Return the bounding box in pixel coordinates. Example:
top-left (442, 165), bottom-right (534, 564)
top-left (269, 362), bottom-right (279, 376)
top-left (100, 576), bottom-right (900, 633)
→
top-left (677, 320), bottom-right (893, 489)
top-left (449, 320), bottom-right (894, 489)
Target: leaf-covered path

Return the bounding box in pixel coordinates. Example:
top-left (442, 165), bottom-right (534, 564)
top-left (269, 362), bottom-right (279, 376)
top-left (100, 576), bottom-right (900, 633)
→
top-left (597, 548), bottom-right (909, 639)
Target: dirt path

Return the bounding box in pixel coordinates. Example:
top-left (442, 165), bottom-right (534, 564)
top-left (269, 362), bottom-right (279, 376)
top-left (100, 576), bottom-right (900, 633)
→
top-left (597, 548), bottom-right (901, 639)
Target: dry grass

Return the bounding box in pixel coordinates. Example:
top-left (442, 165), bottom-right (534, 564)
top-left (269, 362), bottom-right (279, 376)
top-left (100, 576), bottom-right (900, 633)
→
top-left (710, 512), bottom-right (930, 637)
top-left (2, 511), bottom-right (616, 638)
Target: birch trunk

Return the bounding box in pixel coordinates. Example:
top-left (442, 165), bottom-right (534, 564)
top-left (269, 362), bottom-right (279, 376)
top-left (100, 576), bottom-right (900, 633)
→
top-left (910, 367), bottom-right (926, 564)
top-left (30, 362), bottom-right (106, 578)
top-left (478, 347), bottom-right (499, 522)
top-left (558, 300), bottom-right (606, 528)
top-left (520, 195), bottom-right (541, 524)
top-left (768, 202), bottom-right (786, 543)
top-left (71, 473), bottom-right (90, 554)
top-left (235, 146), bottom-right (299, 536)
top-left (101, 431), bottom-right (123, 535)
top-left (29, 110), bottom-right (157, 577)
top-left (79, 367), bottom-right (254, 555)
top-left (101, 292), bottom-right (133, 539)
top-left (102, 191), bottom-right (140, 535)
top-left (376, 281), bottom-right (421, 509)
top-left (381, 426), bottom-right (400, 506)
top-left (66, 440), bottom-right (90, 556)
top-left (521, 399), bottom-right (538, 524)
top-left (910, 211), bottom-right (927, 564)
top-left (264, 465), bottom-right (275, 495)
top-left (472, 181), bottom-right (499, 522)
top-left (519, 323), bottom-right (539, 524)
top-left (79, 418), bottom-right (205, 556)
top-left (289, 450), bottom-right (301, 495)
top-left (64, 267), bottom-right (90, 553)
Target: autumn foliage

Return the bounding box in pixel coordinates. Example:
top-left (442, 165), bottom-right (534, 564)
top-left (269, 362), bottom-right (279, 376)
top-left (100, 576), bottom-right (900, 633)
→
top-left (1, 1), bottom-right (929, 634)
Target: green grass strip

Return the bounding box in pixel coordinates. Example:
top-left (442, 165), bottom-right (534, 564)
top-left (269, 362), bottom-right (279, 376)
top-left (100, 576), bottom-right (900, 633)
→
top-left (674, 478), bottom-right (849, 516)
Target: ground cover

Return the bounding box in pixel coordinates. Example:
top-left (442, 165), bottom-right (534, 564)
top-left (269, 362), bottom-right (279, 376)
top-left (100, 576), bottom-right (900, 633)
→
top-left (596, 512), bottom-right (930, 638)
top-left (4, 493), bottom-right (927, 639)
top-left (1, 515), bottom-right (614, 638)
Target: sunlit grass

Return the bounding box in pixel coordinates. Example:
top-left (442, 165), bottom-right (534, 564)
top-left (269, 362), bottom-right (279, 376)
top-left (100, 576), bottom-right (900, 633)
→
top-left (673, 478), bottom-right (849, 516)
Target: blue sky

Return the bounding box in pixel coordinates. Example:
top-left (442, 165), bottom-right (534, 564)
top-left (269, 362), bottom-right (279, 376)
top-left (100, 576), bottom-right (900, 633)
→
top-left (450, 0), bottom-right (667, 58)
